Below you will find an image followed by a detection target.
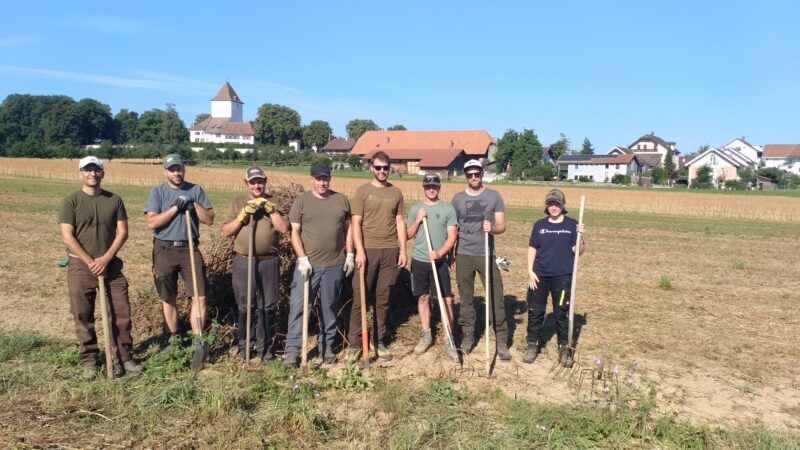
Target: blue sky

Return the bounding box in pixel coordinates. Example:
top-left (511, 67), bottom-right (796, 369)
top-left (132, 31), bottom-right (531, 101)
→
top-left (1, 1), bottom-right (798, 153)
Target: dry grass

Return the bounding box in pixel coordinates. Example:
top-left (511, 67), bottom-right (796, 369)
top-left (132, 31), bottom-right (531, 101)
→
top-left (2, 157), bottom-right (800, 222)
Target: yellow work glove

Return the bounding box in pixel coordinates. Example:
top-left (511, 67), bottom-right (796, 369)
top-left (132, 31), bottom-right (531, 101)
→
top-left (237, 204), bottom-right (256, 224)
top-left (249, 197), bottom-right (275, 214)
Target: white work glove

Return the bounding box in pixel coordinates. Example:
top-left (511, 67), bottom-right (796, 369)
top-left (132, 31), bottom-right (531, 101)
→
top-left (297, 256), bottom-right (312, 280)
top-left (343, 252), bottom-right (355, 277)
top-left (495, 256), bottom-right (510, 271)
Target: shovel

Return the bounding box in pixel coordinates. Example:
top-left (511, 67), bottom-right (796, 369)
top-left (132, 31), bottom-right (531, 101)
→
top-left (484, 230), bottom-right (492, 377)
top-left (186, 210), bottom-right (207, 372)
top-left (301, 275), bottom-right (310, 368)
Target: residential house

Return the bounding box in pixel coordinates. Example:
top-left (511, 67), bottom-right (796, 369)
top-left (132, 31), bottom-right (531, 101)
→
top-left (606, 146), bottom-right (632, 157)
top-left (722, 137), bottom-right (762, 164)
top-left (686, 146), bottom-right (757, 187)
top-left (320, 137), bottom-right (357, 156)
top-left (762, 144), bottom-right (800, 175)
top-left (627, 132), bottom-right (679, 165)
top-left (351, 129), bottom-right (496, 175)
top-left (189, 82), bottom-right (255, 145)
top-left (556, 154), bottom-right (640, 182)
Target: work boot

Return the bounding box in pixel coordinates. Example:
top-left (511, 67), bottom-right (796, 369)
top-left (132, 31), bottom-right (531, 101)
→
top-left (122, 360), bottom-right (143, 375)
top-left (414, 329), bottom-right (433, 355)
top-left (82, 364), bottom-right (97, 381)
top-left (343, 348), bottom-right (361, 365)
top-left (261, 351), bottom-right (274, 365)
top-left (377, 343), bottom-right (393, 362)
top-left (497, 341), bottom-right (512, 361)
top-left (321, 348), bottom-right (336, 365)
top-left (283, 354), bottom-right (298, 369)
top-left (460, 328), bottom-right (474, 354)
top-left (442, 339), bottom-right (459, 363)
top-left (522, 343), bottom-right (540, 364)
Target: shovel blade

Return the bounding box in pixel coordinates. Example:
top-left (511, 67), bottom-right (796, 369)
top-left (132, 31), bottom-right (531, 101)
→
top-left (191, 342), bottom-right (208, 373)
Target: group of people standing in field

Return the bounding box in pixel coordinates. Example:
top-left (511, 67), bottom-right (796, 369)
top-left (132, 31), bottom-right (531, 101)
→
top-left (58, 151), bottom-right (584, 380)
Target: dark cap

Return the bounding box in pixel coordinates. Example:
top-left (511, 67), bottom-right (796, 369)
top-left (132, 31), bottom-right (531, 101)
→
top-left (245, 166), bottom-right (267, 181)
top-left (162, 154), bottom-right (184, 168)
top-left (310, 165), bottom-right (331, 178)
top-left (422, 173), bottom-right (441, 186)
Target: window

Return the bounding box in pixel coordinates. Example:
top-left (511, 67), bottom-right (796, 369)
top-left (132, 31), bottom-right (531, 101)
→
top-left (605, 164), bottom-right (609, 169)
top-left (616, 164), bottom-right (620, 169)
top-left (710, 155), bottom-right (717, 165)
top-left (574, 164), bottom-right (579, 169)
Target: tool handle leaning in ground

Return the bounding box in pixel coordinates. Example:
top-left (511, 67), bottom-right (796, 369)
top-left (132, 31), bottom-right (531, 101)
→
top-left (422, 217), bottom-right (455, 352)
top-left (185, 210), bottom-right (206, 372)
top-left (301, 277), bottom-right (310, 367)
top-left (359, 266), bottom-right (369, 363)
top-left (567, 196), bottom-right (586, 349)
top-left (245, 220), bottom-right (254, 363)
top-left (97, 275), bottom-right (114, 380)
top-left (484, 230), bottom-right (491, 377)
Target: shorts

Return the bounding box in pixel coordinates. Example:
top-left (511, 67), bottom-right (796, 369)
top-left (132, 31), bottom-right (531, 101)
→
top-left (411, 259), bottom-right (452, 298)
top-left (152, 241), bottom-right (207, 299)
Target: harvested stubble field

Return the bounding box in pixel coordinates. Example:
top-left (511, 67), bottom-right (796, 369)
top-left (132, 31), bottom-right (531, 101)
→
top-left (1, 158), bottom-right (799, 448)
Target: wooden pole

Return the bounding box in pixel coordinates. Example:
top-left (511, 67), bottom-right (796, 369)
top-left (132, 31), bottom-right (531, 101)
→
top-left (567, 196), bottom-right (586, 349)
top-left (97, 275), bottom-right (114, 380)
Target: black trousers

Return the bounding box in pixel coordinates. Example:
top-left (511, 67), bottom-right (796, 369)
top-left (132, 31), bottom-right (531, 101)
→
top-left (526, 275), bottom-right (571, 347)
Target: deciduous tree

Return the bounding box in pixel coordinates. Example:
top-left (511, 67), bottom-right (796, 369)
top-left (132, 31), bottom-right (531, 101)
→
top-left (346, 119), bottom-right (380, 140)
top-left (254, 103), bottom-right (302, 145)
top-left (302, 120), bottom-right (332, 149)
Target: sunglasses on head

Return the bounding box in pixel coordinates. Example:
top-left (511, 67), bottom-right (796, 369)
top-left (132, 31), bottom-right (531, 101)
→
top-left (422, 175), bottom-right (440, 183)
top-left (373, 165), bottom-right (390, 172)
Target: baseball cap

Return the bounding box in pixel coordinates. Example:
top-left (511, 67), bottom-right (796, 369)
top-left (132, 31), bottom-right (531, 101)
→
top-left (79, 156), bottom-right (104, 170)
top-left (162, 154), bottom-right (184, 168)
top-left (245, 166), bottom-right (267, 181)
top-left (310, 164), bottom-right (331, 178)
top-left (463, 159), bottom-right (483, 172)
top-left (422, 173), bottom-right (441, 186)
top-left (544, 189), bottom-right (567, 214)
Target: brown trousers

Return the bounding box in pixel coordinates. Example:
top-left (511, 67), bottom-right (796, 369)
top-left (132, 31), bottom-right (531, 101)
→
top-left (348, 247), bottom-right (399, 346)
top-left (67, 257), bottom-right (133, 367)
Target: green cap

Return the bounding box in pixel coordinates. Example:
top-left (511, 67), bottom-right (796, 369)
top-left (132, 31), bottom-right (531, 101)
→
top-left (163, 154), bottom-right (184, 168)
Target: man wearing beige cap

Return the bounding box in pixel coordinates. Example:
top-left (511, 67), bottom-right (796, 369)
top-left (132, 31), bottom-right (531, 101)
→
top-left (58, 156), bottom-right (141, 380)
top-left (221, 166), bottom-right (288, 362)
top-left (145, 154), bottom-right (214, 360)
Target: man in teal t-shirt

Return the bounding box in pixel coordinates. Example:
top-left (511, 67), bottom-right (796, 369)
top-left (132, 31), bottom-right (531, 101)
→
top-left (406, 173), bottom-right (458, 362)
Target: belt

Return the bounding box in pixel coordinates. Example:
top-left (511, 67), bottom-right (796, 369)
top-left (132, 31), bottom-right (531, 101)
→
top-left (155, 238), bottom-right (198, 247)
top-left (235, 252), bottom-right (277, 262)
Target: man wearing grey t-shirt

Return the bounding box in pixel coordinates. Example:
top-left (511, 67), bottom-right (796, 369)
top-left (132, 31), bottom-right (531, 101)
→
top-left (451, 159), bottom-right (511, 361)
top-left (145, 154), bottom-right (214, 354)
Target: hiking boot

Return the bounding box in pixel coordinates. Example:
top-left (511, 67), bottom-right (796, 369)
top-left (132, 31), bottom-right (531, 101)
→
top-left (376, 343), bottom-right (393, 362)
top-left (321, 348), bottom-right (336, 365)
top-left (82, 364), bottom-right (97, 381)
top-left (261, 351), bottom-right (275, 364)
top-left (460, 328), bottom-right (474, 354)
top-left (497, 342), bottom-right (512, 361)
top-left (283, 354), bottom-right (298, 369)
top-left (122, 360), bottom-right (143, 375)
top-left (442, 339), bottom-right (459, 363)
top-left (414, 329), bottom-right (433, 355)
top-left (560, 346), bottom-right (574, 368)
top-left (522, 343), bottom-right (540, 364)
top-left (343, 348), bottom-right (362, 365)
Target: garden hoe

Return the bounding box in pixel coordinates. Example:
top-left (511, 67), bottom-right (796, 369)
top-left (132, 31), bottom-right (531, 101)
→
top-left (97, 275), bottom-right (114, 380)
top-left (422, 217), bottom-right (458, 364)
top-left (563, 195), bottom-right (586, 369)
top-left (358, 266), bottom-right (371, 369)
top-left (484, 229), bottom-right (493, 378)
top-left (186, 210), bottom-right (208, 373)
top-left (245, 219), bottom-right (255, 364)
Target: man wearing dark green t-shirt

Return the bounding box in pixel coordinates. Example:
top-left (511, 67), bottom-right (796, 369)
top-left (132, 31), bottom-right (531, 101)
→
top-left (58, 156), bottom-right (141, 381)
top-left (284, 165), bottom-right (354, 367)
top-left (221, 166), bottom-right (288, 363)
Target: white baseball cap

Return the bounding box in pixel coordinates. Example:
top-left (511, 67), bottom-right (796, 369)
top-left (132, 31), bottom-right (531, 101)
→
top-left (79, 156), bottom-right (104, 170)
top-left (463, 159), bottom-right (482, 171)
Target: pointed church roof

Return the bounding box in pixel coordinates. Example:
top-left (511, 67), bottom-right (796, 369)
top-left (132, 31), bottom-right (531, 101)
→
top-left (211, 82), bottom-right (243, 103)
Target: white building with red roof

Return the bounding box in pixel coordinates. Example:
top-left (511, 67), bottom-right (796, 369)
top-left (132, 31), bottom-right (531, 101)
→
top-left (556, 154), bottom-right (640, 182)
top-left (762, 144), bottom-right (800, 174)
top-left (189, 82), bottom-right (255, 145)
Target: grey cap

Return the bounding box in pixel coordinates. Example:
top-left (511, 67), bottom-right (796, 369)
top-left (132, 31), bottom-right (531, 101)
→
top-left (463, 159), bottom-right (483, 172)
top-left (162, 153), bottom-right (184, 168)
top-left (422, 173), bottom-right (441, 186)
top-left (544, 189), bottom-right (567, 214)
top-left (245, 166), bottom-right (267, 181)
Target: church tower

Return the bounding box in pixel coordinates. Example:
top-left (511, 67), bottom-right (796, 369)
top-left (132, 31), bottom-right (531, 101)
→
top-left (210, 82), bottom-right (244, 122)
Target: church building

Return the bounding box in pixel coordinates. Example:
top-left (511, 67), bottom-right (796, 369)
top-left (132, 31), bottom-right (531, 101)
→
top-left (189, 82), bottom-right (255, 144)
